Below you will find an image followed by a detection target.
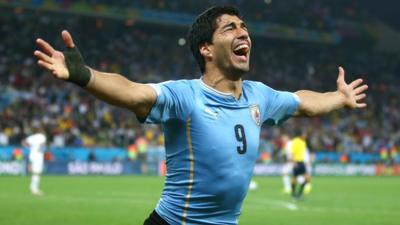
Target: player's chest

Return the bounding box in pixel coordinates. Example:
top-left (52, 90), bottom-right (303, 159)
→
top-left (189, 103), bottom-right (261, 154)
top-left (193, 103), bottom-right (261, 126)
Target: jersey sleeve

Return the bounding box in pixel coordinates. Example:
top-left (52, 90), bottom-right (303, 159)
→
top-left (141, 80), bottom-right (195, 123)
top-left (255, 82), bottom-right (300, 125)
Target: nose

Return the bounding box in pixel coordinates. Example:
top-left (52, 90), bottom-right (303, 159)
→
top-left (236, 28), bottom-right (249, 41)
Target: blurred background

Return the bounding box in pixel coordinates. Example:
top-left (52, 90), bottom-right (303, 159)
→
top-left (1, 0), bottom-right (399, 176)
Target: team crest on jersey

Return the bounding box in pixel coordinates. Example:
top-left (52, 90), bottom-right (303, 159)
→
top-left (249, 105), bottom-right (261, 126)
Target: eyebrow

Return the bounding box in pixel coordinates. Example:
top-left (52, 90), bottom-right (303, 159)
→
top-left (221, 21), bottom-right (247, 30)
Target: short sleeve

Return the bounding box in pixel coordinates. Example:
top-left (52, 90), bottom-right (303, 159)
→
top-left (26, 133), bottom-right (46, 146)
top-left (141, 80), bottom-right (195, 124)
top-left (254, 82), bottom-right (299, 125)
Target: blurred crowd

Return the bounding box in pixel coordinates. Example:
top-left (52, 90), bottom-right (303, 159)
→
top-left (0, 5), bottom-right (399, 161)
top-left (21, 0), bottom-right (371, 31)
top-left (130, 0), bottom-right (370, 31)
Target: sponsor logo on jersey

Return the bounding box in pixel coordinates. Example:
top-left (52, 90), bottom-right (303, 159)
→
top-left (204, 107), bottom-right (218, 119)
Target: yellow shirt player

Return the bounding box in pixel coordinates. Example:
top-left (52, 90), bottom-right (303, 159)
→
top-left (289, 132), bottom-right (312, 199)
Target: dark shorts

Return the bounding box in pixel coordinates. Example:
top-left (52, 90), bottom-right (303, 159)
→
top-left (293, 162), bottom-right (306, 177)
top-left (143, 210), bottom-right (169, 225)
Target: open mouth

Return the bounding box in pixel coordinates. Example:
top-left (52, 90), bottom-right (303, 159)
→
top-left (233, 44), bottom-right (249, 61)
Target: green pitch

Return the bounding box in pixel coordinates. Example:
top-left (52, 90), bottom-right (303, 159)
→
top-left (0, 176), bottom-right (399, 225)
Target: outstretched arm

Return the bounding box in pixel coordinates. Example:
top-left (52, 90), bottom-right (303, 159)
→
top-left (294, 67), bottom-right (368, 117)
top-left (34, 30), bottom-right (156, 119)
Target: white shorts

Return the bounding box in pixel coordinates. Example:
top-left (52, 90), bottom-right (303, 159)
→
top-left (29, 154), bottom-right (44, 174)
top-left (30, 161), bottom-right (44, 174)
top-left (282, 162), bottom-right (293, 175)
top-left (306, 164), bottom-right (312, 175)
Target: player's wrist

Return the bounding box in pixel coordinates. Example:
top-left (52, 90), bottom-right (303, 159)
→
top-left (63, 47), bottom-right (91, 87)
top-left (333, 90), bottom-right (347, 108)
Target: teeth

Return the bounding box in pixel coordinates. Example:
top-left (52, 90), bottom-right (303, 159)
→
top-left (234, 44), bottom-right (248, 51)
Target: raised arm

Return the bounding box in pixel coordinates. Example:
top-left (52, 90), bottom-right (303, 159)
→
top-left (294, 67), bottom-right (368, 117)
top-left (34, 30), bottom-right (156, 119)
top-left (21, 139), bottom-right (29, 148)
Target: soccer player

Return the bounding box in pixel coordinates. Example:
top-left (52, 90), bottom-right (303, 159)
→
top-left (281, 134), bottom-right (293, 194)
top-left (22, 127), bottom-right (47, 196)
top-left (289, 131), bottom-right (311, 199)
top-left (282, 133), bottom-right (313, 195)
top-left (303, 139), bottom-right (313, 195)
top-left (33, 5), bottom-right (368, 225)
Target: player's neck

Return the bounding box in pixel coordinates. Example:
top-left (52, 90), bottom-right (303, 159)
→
top-left (202, 71), bottom-right (243, 100)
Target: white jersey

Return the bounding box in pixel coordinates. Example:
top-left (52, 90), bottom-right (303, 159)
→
top-left (282, 140), bottom-right (293, 174)
top-left (303, 148), bottom-right (312, 174)
top-left (284, 140), bottom-right (293, 161)
top-left (26, 133), bottom-right (46, 165)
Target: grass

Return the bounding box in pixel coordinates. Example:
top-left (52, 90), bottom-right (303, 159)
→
top-left (0, 176), bottom-right (399, 225)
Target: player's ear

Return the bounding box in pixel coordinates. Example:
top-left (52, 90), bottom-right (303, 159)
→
top-left (200, 43), bottom-right (212, 59)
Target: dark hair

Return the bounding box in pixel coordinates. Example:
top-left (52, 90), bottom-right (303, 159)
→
top-left (187, 6), bottom-right (241, 73)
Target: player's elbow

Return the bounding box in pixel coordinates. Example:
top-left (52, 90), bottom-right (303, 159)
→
top-left (296, 106), bottom-right (320, 117)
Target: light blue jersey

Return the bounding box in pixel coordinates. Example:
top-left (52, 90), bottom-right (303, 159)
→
top-left (143, 78), bottom-right (299, 225)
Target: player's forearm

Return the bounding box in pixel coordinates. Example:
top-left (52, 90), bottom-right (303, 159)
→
top-left (85, 68), bottom-right (156, 115)
top-left (61, 45), bottom-right (156, 117)
top-left (294, 90), bottom-right (346, 117)
top-left (21, 140), bottom-right (28, 148)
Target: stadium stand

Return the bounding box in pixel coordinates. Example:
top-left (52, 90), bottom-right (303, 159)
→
top-left (0, 1), bottom-right (399, 164)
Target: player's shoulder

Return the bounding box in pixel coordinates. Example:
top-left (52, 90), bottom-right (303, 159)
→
top-left (27, 133), bottom-right (46, 143)
top-left (157, 78), bottom-right (199, 90)
top-left (243, 80), bottom-right (275, 94)
top-left (151, 78), bottom-right (200, 100)
top-left (35, 133), bottom-right (46, 142)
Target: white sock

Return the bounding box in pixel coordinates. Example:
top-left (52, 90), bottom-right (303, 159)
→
top-left (283, 175), bottom-right (291, 190)
top-left (30, 174), bottom-right (40, 192)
